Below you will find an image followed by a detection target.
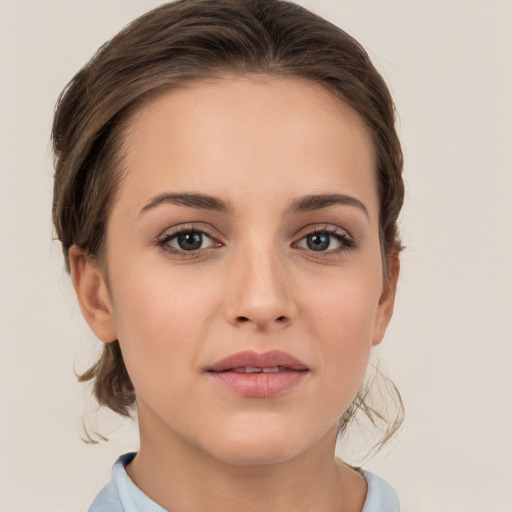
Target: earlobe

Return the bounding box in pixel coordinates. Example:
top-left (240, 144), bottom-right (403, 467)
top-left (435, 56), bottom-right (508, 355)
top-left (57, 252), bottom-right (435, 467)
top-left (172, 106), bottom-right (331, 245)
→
top-left (69, 246), bottom-right (117, 343)
top-left (372, 251), bottom-right (400, 347)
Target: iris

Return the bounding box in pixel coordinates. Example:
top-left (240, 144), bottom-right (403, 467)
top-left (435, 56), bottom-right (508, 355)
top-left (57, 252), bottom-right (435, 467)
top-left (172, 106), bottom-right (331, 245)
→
top-left (307, 233), bottom-right (331, 251)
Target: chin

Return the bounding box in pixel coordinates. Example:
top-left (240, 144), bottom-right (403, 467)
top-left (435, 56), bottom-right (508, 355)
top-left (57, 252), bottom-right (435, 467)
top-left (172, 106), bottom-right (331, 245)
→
top-left (216, 443), bottom-right (301, 467)
top-left (205, 422), bottom-right (314, 467)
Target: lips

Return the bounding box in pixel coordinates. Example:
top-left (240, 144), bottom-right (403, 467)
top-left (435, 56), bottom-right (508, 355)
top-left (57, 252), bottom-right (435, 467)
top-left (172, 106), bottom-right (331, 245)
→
top-left (207, 350), bottom-right (309, 372)
top-left (206, 350), bottom-right (309, 397)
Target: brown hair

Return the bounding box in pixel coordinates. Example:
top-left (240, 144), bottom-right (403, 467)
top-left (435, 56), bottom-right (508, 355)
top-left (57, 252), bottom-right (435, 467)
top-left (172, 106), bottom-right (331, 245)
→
top-left (52, 0), bottom-right (404, 446)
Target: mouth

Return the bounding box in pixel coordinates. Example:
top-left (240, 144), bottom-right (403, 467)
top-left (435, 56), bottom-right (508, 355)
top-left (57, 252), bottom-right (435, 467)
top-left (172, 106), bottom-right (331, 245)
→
top-left (206, 350), bottom-right (309, 398)
top-left (227, 366), bottom-right (293, 373)
top-left (207, 349), bottom-right (309, 373)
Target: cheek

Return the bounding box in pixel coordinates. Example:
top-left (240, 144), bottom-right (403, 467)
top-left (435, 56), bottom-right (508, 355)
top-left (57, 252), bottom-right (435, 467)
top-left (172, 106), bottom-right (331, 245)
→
top-left (304, 264), bottom-right (381, 340)
top-left (111, 255), bottom-right (214, 331)
top-left (107, 261), bottom-right (225, 389)
top-left (108, 270), bottom-right (191, 368)
top-left (301, 266), bottom-right (382, 384)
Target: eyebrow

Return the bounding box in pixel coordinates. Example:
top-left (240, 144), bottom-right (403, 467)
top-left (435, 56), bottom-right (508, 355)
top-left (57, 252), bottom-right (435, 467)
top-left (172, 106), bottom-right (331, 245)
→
top-left (139, 192), bottom-right (233, 216)
top-left (287, 193), bottom-right (369, 218)
top-left (139, 191), bottom-right (368, 218)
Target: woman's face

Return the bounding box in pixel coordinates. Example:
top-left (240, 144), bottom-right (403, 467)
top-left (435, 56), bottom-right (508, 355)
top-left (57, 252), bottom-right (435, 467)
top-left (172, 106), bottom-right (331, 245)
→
top-left (81, 76), bottom-right (397, 465)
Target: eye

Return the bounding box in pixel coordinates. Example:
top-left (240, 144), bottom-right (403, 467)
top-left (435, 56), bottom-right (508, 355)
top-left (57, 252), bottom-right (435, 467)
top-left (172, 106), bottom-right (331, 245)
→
top-left (296, 228), bottom-right (354, 253)
top-left (158, 228), bottom-right (219, 253)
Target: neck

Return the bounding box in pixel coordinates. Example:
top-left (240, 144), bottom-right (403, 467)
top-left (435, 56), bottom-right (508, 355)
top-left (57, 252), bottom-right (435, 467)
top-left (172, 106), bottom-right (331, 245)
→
top-left (126, 409), bottom-right (366, 512)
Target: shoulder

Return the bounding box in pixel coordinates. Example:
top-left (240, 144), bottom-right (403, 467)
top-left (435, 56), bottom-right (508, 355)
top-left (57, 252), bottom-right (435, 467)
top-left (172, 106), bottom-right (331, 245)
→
top-left (88, 453), bottom-right (166, 512)
top-left (88, 479), bottom-right (124, 512)
top-left (361, 470), bottom-right (400, 512)
top-left (87, 454), bottom-right (134, 512)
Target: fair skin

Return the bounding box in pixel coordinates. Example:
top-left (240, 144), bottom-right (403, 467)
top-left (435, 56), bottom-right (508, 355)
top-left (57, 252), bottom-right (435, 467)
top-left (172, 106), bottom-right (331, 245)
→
top-left (70, 75), bottom-right (398, 512)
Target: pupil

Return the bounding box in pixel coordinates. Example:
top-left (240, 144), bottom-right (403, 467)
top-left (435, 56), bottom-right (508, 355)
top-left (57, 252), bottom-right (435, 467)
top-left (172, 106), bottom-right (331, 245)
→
top-left (307, 234), bottom-right (330, 251)
top-left (178, 232), bottom-right (202, 250)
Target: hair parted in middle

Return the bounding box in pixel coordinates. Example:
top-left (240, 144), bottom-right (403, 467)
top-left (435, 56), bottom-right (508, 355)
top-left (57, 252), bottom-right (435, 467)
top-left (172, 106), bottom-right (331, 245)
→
top-left (52, 0), bottom-right (404, 448)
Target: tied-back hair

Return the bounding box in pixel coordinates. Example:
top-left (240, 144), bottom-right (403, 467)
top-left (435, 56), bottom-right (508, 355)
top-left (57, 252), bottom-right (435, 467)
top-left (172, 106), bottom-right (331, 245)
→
top-left (52, 0), bottom-right (405, 449)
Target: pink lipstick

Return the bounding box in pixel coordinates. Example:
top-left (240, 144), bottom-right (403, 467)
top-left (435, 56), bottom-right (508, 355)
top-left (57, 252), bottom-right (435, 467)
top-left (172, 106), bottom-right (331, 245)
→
top-left (206, 350), bottom-right (309, 397)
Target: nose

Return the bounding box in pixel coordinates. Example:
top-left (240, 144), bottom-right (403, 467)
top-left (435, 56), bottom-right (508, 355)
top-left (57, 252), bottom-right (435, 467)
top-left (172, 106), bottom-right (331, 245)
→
top-left (224, 245), bottom-right (297, 332)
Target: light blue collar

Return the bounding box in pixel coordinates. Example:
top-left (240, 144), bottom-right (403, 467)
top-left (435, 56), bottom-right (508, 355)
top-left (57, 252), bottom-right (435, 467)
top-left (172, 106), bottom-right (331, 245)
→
top-left (89, 452), bottom-right (400, 511)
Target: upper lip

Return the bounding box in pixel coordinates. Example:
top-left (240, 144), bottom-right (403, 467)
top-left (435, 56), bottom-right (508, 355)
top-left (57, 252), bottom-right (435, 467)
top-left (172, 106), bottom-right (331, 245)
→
top-left (207, 350), bottom-right (309, 372)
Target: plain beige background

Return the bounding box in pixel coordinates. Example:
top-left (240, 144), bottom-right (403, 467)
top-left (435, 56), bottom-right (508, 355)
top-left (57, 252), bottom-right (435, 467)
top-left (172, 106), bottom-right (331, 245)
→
top-left (1, 1), bottom-right (511, 510)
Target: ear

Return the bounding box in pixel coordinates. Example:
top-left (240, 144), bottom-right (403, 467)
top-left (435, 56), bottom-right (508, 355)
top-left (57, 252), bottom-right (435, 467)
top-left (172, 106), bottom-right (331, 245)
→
top-left (372, 251), bottom-right (400, 347)
top-left (69, 246), bottom-right (117, 343)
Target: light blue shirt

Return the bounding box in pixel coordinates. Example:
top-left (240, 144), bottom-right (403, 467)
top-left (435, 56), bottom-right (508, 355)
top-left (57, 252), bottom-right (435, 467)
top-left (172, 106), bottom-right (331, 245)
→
top-left (89, 453), bottom-right (400, 512)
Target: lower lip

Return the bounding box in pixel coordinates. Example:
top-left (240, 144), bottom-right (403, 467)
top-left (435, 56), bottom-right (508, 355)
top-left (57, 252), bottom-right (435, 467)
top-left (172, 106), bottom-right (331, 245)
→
top-left (207, 370), bottom-right (308, 398)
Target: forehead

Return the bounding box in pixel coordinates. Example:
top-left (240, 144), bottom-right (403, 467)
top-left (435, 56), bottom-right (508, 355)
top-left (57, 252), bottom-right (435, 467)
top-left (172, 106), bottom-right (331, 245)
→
top-left (116, 75), bottom-right (378, 219)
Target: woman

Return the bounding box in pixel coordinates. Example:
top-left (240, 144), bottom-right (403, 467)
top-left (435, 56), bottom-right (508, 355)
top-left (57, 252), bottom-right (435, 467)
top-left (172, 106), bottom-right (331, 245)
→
top-left (52, 0), bottom-right (404, 510)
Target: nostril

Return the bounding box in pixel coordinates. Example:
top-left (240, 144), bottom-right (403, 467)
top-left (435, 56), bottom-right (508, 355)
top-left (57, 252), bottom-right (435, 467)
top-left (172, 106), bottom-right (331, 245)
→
top-left (235, 315), bottom-right (288, 324)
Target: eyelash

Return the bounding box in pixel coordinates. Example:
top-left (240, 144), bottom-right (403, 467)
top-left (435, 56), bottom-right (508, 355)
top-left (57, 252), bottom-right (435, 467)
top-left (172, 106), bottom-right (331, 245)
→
top-left (156, 225), bottom-right (355, 259)
top-left (156, 225), bottom-right (221, 259)
top-left (295, 226), bottom-right (355, 256)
